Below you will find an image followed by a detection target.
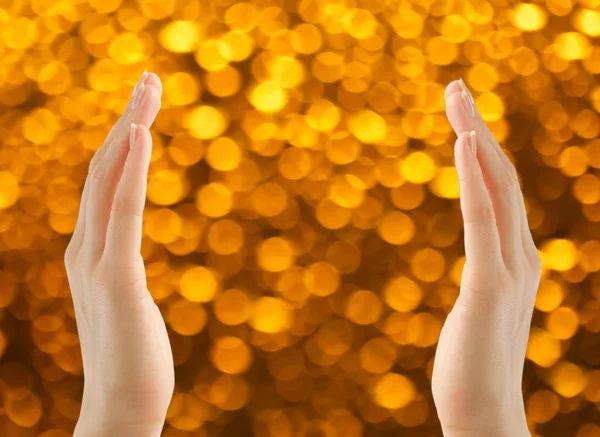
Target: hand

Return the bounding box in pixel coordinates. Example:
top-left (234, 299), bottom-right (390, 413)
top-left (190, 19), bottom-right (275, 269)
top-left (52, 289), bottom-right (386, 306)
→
top-left (65, 71), bottom-right (174, 436)
top-left (431, 79), bottom-right (540, 437)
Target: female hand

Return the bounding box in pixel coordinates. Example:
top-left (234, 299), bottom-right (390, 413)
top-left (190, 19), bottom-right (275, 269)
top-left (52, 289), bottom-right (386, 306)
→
top-left (431, 79), bottom-right (541, 437)
top-left (65, 72), bottom-right (174, 437)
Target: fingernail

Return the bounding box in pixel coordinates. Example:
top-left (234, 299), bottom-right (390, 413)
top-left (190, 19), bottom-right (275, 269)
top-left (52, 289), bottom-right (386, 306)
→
top-left (132, 82), bottom-right (146, 109)
top-left (468, 130), bottom-right (477, 157)
top-left (131, 71), bottom-right (148, 107)
top-left (458, 78), bottom-right (476, 118)
top-left (130, 123), bottom-right (138, 149)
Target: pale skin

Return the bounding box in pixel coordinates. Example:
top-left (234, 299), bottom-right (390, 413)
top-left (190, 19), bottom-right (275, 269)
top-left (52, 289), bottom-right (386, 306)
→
top-left (66, 71), bottom-right (174, 437)
top-left (67, 73), bottom-right (539, 436)
top-left (431, 79), bottom-right (541, 437)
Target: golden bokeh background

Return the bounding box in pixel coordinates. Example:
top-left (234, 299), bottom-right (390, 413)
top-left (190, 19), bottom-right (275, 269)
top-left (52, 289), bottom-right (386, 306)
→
top-left (1, 0), bottom-right (600, 436)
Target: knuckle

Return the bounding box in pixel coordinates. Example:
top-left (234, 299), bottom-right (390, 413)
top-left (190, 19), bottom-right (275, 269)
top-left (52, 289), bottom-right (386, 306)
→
top-left (64, 246), bottom-right (76, 270)
top-left (500, 169), bottom-right (517, 191)
top-left (88, 148), bottom-right (105, 174)
top-left (111, 192), bottom-right (144, 218)
top-left (464, 201), bottom-right (495, 225)
top-left (90, 164), bottom-right (106, 183)
top-left (530, 250), bottom-right (543, 275)
top-left (111, 201), bottom-right (143, 219)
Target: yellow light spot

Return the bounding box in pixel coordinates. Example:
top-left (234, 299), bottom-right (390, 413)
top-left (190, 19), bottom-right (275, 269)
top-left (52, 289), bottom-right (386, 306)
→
top-left (221, 30), bottom-right (254, 62)
top-left (377, 211), bottom-right (415, 245)
top-left (205, 66), bottom-right (242, 97)
top-left (167, 300), bottom-right (207, 336)
top-left (348, 110), bottom-right (388, 144)
top-left (304, 262), bottom-right (340, 297)
top-left (329, 174), bottom-right (366, 208)
top-left (147, 170), bottom-right (187, 206)
top-left (476, 92), bottom-right (505, 122)
top-left (430, 167), bottom-right (460, 199)
top-left (575, 9), bottom-right (600, 37)
top-left (209, 375), bottom-right (249, 411)
top-left (108, 33), bottom-right (145, 65)
top-left (270, 56), bottom-right (305, 89)
top-left (180, 266), bottom-right (220, 303)
top-left (559, 146), bottom-right (589, 177)
top-left (89, 0), bottom-right (123, 13)
top-left (401, 152), bottom-right (436, 184)
top-left (186, 105), bottom-right (228, 139)
top-left (306, 99), bottom-right (340, 132)
top-left (526, 390), bottom-right (560, 424)
top-left (384, 276), bottom-right (423, 312)
top-left (251, 182), bottom-right (288, 217)
top-left (291, 23), bottom-right (323, 54)
top-left (164, 72), bottom-right (201, 106)
top-left (257, 237), bottom-right (295, 272)
top-left (555, 32), bottom-right (591, 61)
top-left (159, 21), bottom-right (200, 53)
top-left (207, 220), bottom-right (244, 255)
top-left (526, 328), bottom-right (561, 367)
top-left (214, 289), bottom-right (252, 326)
top-left (316, 198), bottom-right (351, 230)
top-left (38, 62), bottom-right (72, 95)
top-left (360, 338), bottom-right (397, 373)
top-left (551, 362), bottom-right (589, 398)
top-left (211, 337), bottom-right (252, 374)
top-left (426, 36), bottom-right (457, 66)
top-left (196, 183), bottom-right (233, 218)
top-left (546, 307), bottom-right (579, 339)
top-left (535, 279), bottom-right (564, 312)
top-left (440, 14), bottom-right (472, 43)
top-left (345, 290), bottom-right (382, 325)
top-left (145, 209), bottom-right (183, 244)
top-left (249, 81), bottom-right (288, 113)
top-left (206, 137), bottom-right (242, 171)
top-left (467, 62), bottom-right (499, 92)
top-left (5, 389), bottom-right (43, 427)
top-left (250, 297), bottom-right (292, 333)
top-left (373, 373), bottom-right (416, 409)
top-left (512, 3), bottom-right (548, 31)
top-left (411, 248), bottom-right (446, 282)
top-left (195, 39), bottom-right (232, 71)
top-left (0, 172), bottom-right (19, 209)
top-left (541, 239), bottom-right (578, 271)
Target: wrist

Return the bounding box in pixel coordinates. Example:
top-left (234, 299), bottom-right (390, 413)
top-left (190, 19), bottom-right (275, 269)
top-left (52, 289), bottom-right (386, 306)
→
top-left (74, 420), bottom-right (164, 437)
top-left (442, 419), bottom-right (531, 437)
top-left (441, 409), bottom-right (530, 437)
top-left (75, 399), bottom-right (165, 437)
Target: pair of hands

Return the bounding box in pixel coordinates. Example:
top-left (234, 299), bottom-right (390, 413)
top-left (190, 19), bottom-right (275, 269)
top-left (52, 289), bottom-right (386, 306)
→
top-left (65, 72), bottom-right (541, 437)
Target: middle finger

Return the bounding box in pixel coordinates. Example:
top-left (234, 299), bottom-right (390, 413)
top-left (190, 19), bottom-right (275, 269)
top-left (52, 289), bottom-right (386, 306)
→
top-left (445, 82), bottom-right (522, 269)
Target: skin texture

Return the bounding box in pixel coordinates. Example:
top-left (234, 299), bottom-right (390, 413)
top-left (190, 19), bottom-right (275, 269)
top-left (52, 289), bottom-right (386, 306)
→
top-left (66, 72), bottom-right (174, 437)
top-left (431, 80), bottom-right (541, 437)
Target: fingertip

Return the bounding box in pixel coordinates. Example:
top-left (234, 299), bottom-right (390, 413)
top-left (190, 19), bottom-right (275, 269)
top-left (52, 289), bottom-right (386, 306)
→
top-left (135, 125), bottom-right (153, 153)
top-left (455, 131), bottom-right (471, 152)
top-left (445, 80), bottom-right (462, 101)
top-left (454, 131), bottom-right (477, 168)
top-left (145, 72), bottom-right (162, 96)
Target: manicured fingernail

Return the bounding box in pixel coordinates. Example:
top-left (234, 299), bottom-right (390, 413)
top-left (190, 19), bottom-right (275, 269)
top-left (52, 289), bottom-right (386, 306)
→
top-left (132, 82), bottom-right (146, 109)
top-left (458, 78), bottom-right (476, 118)
top-left (130, 123), bottom-right (138, 149)
top-left (468, 130), bottom-right (477, 157)
top-left (131, 71), bottom-right (148, 107)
